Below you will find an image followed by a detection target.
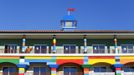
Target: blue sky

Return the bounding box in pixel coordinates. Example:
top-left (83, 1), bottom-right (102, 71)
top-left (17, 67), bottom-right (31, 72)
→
top-left (0, 0), bottom-right (134, 30)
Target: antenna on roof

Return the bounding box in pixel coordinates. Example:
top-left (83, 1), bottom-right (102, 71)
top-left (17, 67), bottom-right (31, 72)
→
top-left (60, 8), bottom-right (77, 31)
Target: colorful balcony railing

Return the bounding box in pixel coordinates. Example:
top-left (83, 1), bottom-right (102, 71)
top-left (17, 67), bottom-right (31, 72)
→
top-left (0, 45), bottom-right (133, 54)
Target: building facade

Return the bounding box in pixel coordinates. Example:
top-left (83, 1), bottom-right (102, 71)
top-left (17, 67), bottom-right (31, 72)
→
top-left (0, 30), bottom-right (134, 75)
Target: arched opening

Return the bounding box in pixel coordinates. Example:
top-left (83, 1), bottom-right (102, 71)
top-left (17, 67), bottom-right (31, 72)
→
top-left (26, 62), bottom-right (51, 75)
top-left (91, 62), bottom-right (114, 75)
top-left (0, 62), bottom-right (18, 75)
top-left (58, 63), bottom-right (83, 75)
top-left (123, 62), bottom-right (134, 72)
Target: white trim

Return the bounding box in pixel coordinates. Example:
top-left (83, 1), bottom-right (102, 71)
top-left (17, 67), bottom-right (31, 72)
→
top-left (90, 72), bottom-right (115, 75)
top-left (26, 71), bottom-right (33, 72)
top-left (0, 53), bottom-right (134, 56)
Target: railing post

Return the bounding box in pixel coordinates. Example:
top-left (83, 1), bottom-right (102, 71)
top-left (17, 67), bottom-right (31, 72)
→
top-left (52, 35), bottom-right (56, 53)
top-left (83, 35), bottom-right (87, 53)
top-left (114, 35), bottom-right (118, 54)
top-left (22, 35), bottom-right (26, 53)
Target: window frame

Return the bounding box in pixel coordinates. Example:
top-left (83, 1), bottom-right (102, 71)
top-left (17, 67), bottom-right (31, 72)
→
top-left (34, 44), bottom-right (47, 54)
top-left (63, 44), bottom-right (76, 54)
top-left (121, 44), bottom-right (134, 53)
top-left (93, 66), bottom-right (107, 72)
top-left (4, 44), bottom-right (17, 53)
top-left (33, 67), bottom-right (47, 75)
top-left (92, 44), bottom-right (105, 53)
top-left (63, 66), bottom-right (77, 75)
top-left (3, 67), bottom-right (17, 75)
top-left (124, 67), bottom-right (134, 72)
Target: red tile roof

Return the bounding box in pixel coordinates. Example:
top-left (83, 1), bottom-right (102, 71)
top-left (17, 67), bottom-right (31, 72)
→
top-left (0, 30), bottom-right (134, 33)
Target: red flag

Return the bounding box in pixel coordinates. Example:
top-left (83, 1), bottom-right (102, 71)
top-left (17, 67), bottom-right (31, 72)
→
top-left (67, 8), bottom-right (75, 12)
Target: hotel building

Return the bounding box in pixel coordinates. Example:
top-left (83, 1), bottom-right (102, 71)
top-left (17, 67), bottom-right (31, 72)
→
top-left (0, 9), bottom-right (133, 75)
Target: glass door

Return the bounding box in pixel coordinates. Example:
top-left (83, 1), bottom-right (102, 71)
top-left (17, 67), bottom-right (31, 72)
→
top-left (3, 67), bottom-right (17, 75)
top-left (5, 44), bottom-right (17, 53)
top-left (122, 44), bottom-right (133, 53)
top-left (64, 45), bottom-right (76, 54)
top-left (34, 45), bottom-right (47, 53)
top-left (41, 46), bottom-right (47, 53)
top-left (64, 46), bottom-right (70, 53)
top-left (35, 46), bottom-right (41, 53)
top-left (94, 67), bottom-right (106, 72)
top-left (64, 67), bottom-right (77, 75)
top-left (93, 44), bottom-right (105, 53)
top-left (34, 67), bottom-right (47, 75)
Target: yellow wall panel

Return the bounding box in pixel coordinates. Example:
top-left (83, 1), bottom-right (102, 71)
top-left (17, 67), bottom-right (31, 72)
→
top-left (88, 59), bottom-right (115, 65)
top-left (120, 59), bottom-right (134, 64)
top-left (120, 56), bottom-right (134, 59)
top-left (120, 56), bottom-right (134, 64)
top-left (25, 56), bottom-right (52, 59)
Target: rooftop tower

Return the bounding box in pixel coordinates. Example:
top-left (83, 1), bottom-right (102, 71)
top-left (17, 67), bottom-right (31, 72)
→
top-left (61, 8), bottom-right (77, 31)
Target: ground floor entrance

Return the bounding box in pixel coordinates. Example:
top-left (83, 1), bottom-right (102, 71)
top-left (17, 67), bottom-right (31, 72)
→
top-left (2, 62), bottom-right (134, 75)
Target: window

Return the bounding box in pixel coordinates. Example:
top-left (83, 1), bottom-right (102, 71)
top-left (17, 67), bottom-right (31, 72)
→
top-left (5, 44), bottom-right (17, 53)
top-left (93, 44), bottom-right (105, 53)
top-left (61, 20), bottom-right (77, 28)
top-left (64, 44), bottom-right (76, 53)
top-left (3, 67), bottom-right (17, 75)
top-left (34, 67), bottom-right (47, 75)
top-left (122, 44), bottom-right (133, 53)
top-left (64, 67), bottom-right (77, 75)
top-left (94, 67), bottom-right (106, 72)
top-left (34, 44), bottom-right (47, 53)
top-left (124, 67), bottom-right (134, 72)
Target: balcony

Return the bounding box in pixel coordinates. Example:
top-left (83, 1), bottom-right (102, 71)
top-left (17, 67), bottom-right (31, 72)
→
top-left (0, 45), bottom-right (133, 54)
top-left (0, 46), bottom-right (20, 53)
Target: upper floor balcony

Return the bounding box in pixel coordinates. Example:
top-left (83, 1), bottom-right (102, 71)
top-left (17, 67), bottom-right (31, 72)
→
top-left (0, 30), bottom-right (133, 55)
top-left (0, 44), bottom-right (134, 54)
